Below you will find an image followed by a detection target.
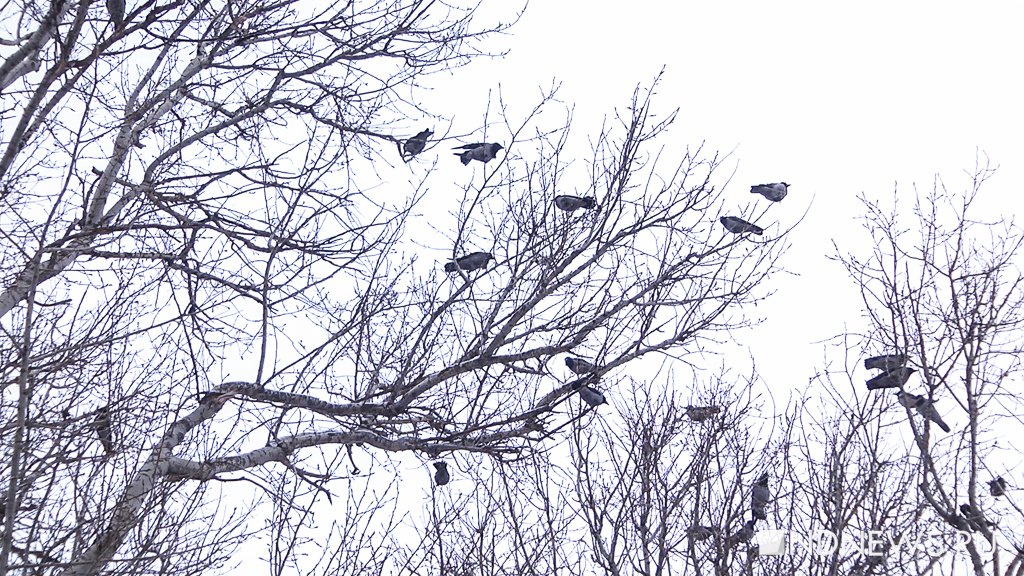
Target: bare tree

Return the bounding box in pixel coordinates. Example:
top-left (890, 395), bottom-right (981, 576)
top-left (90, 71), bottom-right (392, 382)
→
top-left (0, 1), bottom-right (794, 575)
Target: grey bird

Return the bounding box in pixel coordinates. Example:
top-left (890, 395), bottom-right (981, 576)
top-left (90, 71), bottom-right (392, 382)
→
top-left (565, 357), bottom-right (597, 375)
top-left (686, 405), bottom-right (721, 422)
top-left (728, 519), bottom-right (756, 547)
top-left (989, 477), bottom-right (1008, 498)
top-left (107, 0), bottom-right (125, 27)
top-left (750, 182), bottom-right (789, 202)
top-left (896, 391), bottom-right (951, 433)
top-left (864, 353), bottom-right (908, 372)
top-left (554, 195), bottom-right (597, 212)
top-left (577, 385), bottom-right (607, 408)
top-left (401, 129), bottom-right (433, 160)
top-left (751, 473), bottom-right (770, 520)
top-left (959, 504), bottom-right (994, 532)
top-left (453, 142), bottom-right (503, 165)
top-left (688, 525), bottom-right (718, 541)
top-left (89, 406), bottom-right (115, 455)
top-left (444, 251), bottom-right (493, 273)
top-left (720, 216), bottom-right (763, 235)
top-left (866, 367), bottom-right (917, 390)
top-left (433, 461), bottom-right (450, 486)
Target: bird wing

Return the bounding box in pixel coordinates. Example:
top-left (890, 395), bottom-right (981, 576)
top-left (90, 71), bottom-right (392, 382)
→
top-left (452, 143), bottom-right (485, 150)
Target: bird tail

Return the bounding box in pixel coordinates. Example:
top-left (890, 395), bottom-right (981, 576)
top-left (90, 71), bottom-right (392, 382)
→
top-left (934, 417), bottom-right (951, 433)
top-left (751, 227), bottom-right (764, 235)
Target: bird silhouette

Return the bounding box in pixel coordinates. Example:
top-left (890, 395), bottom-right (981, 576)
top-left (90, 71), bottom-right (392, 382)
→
top-left (433, 461), bottom-right (450, 486)
top-left (866, 367), bottom-right (916, 390)
top-left (686, 405), bottom-right (721, 422)
top-left (554, 195), bottom-right (597, 212)
top-left (89, 406), bottom-right (115, 455)
top-left (989, 477), bottom-right (1008, 497)
top-left (751, 473), bottom-right (770, 520)
top-left (728, 519), bottom-right (756, 547)
top-left (453, 142), bottom-right (503, 165)
top-left (688, 525), bottom-right (718, 541)
top-left (720, 216), bottom-right (763, 235)
top-left (565, 357), bottom-right (597, 375)
top-left (750, 182), bottom-right (789, 202)
top-left (577, 385), bottom-right (607, 408)
top-left (444, 251), bottom-right (493, 273)
top-left (959, 504), bottom-right (994, 531)
top-left (401, 129), bottom-right (433, 161)
top-left (864, 353), bottom-right (908, 371)
top-left (107, 0), bottom-right (125, 27)
top-left (896, 391), bottom-right (951, 433)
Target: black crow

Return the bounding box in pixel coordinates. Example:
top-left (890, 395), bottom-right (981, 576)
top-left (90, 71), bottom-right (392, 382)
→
top-left (728, 519), bottom-right (756, 547)
top-left (433, 461), bottom-right (450, 486)
top-left (989, 477), bottom-right (1008, 498)
top-left (866, 367), bottom-right (916, 390)
top-left (453, 142), bottom-right (503, 165)
top-left (565, 357), bottom-right (597, 375)
top-left (444, 251), bottom-right (493, 273)
top-left (959, 504), bottom-right (994, 532)
top-left (401, 129), bottom-right (433, 160)
top-left (720, 216), bottom-right (763, 235)
top-left (864, 353), bottom-right (908, 371)
top-left (896, 391), bottom-right (951, 433)
top-left (554, 195), bottom-right (597, 212)
top-left (751, 473), bottom-right (770, 520)
top-left (750, 182), bottom-right (789, 202)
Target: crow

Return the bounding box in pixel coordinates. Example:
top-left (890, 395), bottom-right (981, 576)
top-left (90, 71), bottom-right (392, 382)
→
top-left (959, 504), bottom-right (994, 532)
top-left (107, 0), bottom-right (125, 27)
top-left (864, 353), bottom-right (908, 371)
top-left (686, 405), bottom-right (722, 422)
top-left (433, 461), bottom-right (450, 486)
top-left (865, 367), bottom-right (916, 390)
top-left (989, 477), bottom-right (1008, 498)
top-left (751, 473), bottom-right (770, 520)
top-left (89, 406), bottom-right (115, 455)
top-left (453, 142), bottom-right (503, 165)
top-left (444, 251), bottom-right (493, 273)
top-left (720, 216), bottom-right (763, 235)
top-left (565, 357), bottom-right (597, 375)
top-left (401, 129), bottom-right (433, 161)
top-left (750, 182), bottom-right (789, 202)
top-left (896, 391), bottom-right (951, 433)
top-left (728, 519), bottom-right (756, 547)
top-left (577, 385), bottom-right (607, 408)
top-left (554, 195), bottom-right (597, 212)
top-left (688, 525), bottom-right (718, 541)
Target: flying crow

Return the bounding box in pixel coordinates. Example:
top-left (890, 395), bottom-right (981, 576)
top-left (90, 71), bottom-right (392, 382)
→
top-left (453, 142), bottom-right (503, 165)
top-left (864, 354), bottom-right (908, 371)
top-left (750, 182), bottom-right (789, 202)
top-left (720, 216), bottom-right (763, 235)
top-left (444, 251), bottom-right (493, 273)
top-left (866, 367), bottom-right (916, 390)
top-left (554, 195), bottom-right (597, 212)
top-left (896, 391), bottom-right (951, 433)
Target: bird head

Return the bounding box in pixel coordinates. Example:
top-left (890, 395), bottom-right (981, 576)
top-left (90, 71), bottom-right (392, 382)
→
top-left (433, 462), bottom-right (447, 471)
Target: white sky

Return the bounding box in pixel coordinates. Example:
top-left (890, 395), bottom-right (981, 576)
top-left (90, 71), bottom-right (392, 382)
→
top-left (431, 1), bottom-right (1024, 410)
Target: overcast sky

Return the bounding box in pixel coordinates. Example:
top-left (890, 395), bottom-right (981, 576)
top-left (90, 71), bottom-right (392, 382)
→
top-left (412, 1), bottom-right (1024, 411)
